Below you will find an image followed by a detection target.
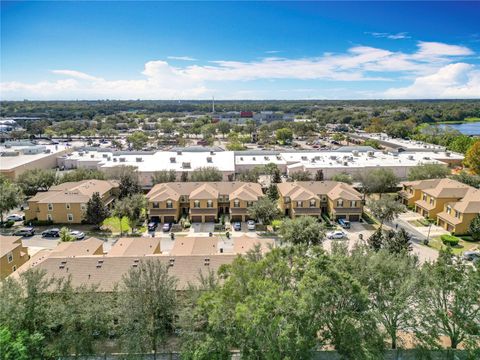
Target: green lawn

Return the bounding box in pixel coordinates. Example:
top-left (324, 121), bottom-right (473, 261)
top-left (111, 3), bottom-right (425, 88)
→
top-left (102, 216), bottom-right (146, 235)
top-left (426, 236), bottom-right (480, 255)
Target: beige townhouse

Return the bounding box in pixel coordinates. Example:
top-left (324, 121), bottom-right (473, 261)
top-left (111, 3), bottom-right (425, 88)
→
top-left (0, 235), bottom-right (29, 279)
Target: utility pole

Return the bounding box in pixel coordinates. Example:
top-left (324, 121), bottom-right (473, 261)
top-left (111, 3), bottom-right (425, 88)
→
top-left (212, 96), bottom-right (215, 114)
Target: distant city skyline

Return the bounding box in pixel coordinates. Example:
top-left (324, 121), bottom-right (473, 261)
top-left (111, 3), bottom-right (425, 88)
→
top-left (1, 1), bottom-right (479, 100)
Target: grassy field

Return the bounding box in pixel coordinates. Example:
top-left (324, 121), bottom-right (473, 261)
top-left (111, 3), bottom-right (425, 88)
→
top-left (102, 216), bottom-right (146, 235)
top-left (437, 117), bottom-right (480, 124)
top-left (426, 236), bottom-right (480, 255)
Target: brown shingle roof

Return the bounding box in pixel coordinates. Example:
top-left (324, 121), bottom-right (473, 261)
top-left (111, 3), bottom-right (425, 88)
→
top-left (277, 181), bottom-right (361, 201)
top-left (233, 237), bottom-right (275, 254)
top-left (170, 236), bottom-right (219, 256)
top-left (107, 237), bottom-right (161, 257)
top-left (190, 183), bottom-right (219, 199)
top-left (0, 235), bottom-right (23, 258)
top-left (50, 237), bottom-right (104, 257)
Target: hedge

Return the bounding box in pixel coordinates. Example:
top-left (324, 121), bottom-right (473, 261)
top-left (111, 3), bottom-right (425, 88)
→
top-left (441, 235), bottom-right (461, 247)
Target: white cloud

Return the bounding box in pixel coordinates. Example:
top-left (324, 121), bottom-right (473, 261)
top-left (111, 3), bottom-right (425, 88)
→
top-left (384, 63), bottom-right (480, 99)
top-left (265, 50), bottom-right (281, 54)
top-left (167, 56), bottom-right (197, 61)
top-left (1, 41), bottom-right (478, 100)
top-left (366, 32), bottom-right (410, 40)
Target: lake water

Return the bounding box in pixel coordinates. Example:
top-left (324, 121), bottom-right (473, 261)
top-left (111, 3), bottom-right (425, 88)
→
top-left (442, 122), bottom-right (480, 135)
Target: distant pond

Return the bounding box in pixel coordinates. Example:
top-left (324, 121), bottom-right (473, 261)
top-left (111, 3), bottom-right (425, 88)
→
top-left (441, 121), bottom-right (480, 135)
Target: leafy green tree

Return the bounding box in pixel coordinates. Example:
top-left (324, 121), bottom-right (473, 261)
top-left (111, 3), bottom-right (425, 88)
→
top-left (289, 171), bottom-right (312, 181)
top-left (407, 163), bottom-right (450, 181)
top-left (314, 169), bottom-right (324, 181)
top-left (0, 176), bottom-right (23, 223)
top-left (17, 169), bottom-right (57, 196)
top-left (367, 229), bottom-right (384, 251)
top-left (266, 184), bottom-right (279, 201)
top-left (152, 169), bottom-right (176, 184)
top-left (59, 227), bottom-right (74, 242)
top-left (113, 194), bottom-right (146, 233)
top-left (236, 167), bottom-right (262, 183)
top-left (119, 260), bottom-right (177, 356)
top-left (448, 135), bottom-right (475, 154)
top-left (383, 228), bottom-right (412, 254)
top-left (363, 139), bottom-right (380, 149)
top-left (271, 168), bottom-right (282, 184)
top-left (217, 121), bottom-right (231, 138)
top-left (451, 171), bottom-right (480, 189)
top-left (247, 197), bottom-right (279, 225)
top-left (415, 250), bottom-right (480, 349)
top-left (331, 172), bottom-right (353, 184)
top-left (180, 171), bottom-right (189, 182)
top-left (279, 216), bottom-right (325, 245)
top-left (109, 166), bottom-right (141, 198)
top-left (189, 167), bottom-right (223, 182)
top-left (368, 197), bottom-right (405, 230)
top-left (84, 192), bottom-right (109, 228)
top-left (56, 168), bottom-right (105, 183)
top-left (465, 140), bottom-right (480, 174)
top-left (468, 214), bottom-right (480, 241)
top-left (356, 168), bottom-right (398, 199)
top-left (126, 131), bottom-right (149, 150)
top-left (0, 327), bottom-right (44, 360)
top-left (275, 127), bottom-right (293, 144)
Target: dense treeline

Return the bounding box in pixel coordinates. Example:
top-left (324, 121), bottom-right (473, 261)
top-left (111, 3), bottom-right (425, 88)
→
top-left (1, 244), bottom-right (479, 359)
top-left (2, 100), bottom-right (480, 123)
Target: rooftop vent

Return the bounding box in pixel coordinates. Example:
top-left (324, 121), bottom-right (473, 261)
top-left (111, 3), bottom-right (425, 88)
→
top-left (301, 156), bottom-right (307, 161)
top-left (367, 151), bottom-right (375, 157)
top-left (170, 157), bottom-right (176, 163)
top-left (207, 157), bottom-right (212, 163)
top-left (119, 157), bottom-right (126, 163)
top-left (113, 158), bottom-right (117, 162)
top-left (102, 154), bottom-right (108, 158)
top-left (445, 151), bottom-right (451, 157)
top-left (408, 155), bottom-right (414, 160)
top-left (330, 155), bottom-right (337, 160)
top-left (204, 258), bottom-right (210, 266)
top-left (136, 157), bottom-right (143, 162)
top-left (210, 151), bottom-right (215, 155)
top-left (264, 156), bottom-right (269, 160)
top-left (177, 151), bottom-right (182, 155)
top-left (90, 154), bottom-right (95, 158)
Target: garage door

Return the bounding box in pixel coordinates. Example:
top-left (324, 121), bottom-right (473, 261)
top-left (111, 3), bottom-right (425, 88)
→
top-left (204, 215), bottom-right (216, 222)
top-left (349, 215), bottom-right (360, 221)
top-left (230, 215), bottom-right (242, 222)
top-left (336, 215), bottom-right (347, 220)
top-left (191, 216), bottom-right (202, 223)
top-left (163, 216), bottom-right (175, 223)
top-left (150, 216), bottom-right (160, 223)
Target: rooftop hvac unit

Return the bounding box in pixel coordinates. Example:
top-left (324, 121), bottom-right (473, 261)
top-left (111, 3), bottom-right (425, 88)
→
top-left (240, 157), bottom-right (243, 161)
top-left (102, 154), bottom-right (108, 158)
top-left (352, 150), bottom-right (359, 156)
top-left (79, 152), bottom-right (84, 156)
top-left (119, 157), bottom-right (126, 162)
top-left (301, 156), bottom-right (307, 160)
top-left (367, 151), bottom-right (374, 157)
top-left (136, 157), bottom-right (142, 162)
top-left (252, 157), bottom-right (256, 161)
top-left (445, 152), bottom-right (451, 157)
top-left (264, 156), bottom-right (269, 160)
top-left (315, 156), bottom-right (320, 160)
top-left (113, 158), bottom-right (117, 162)
top-left (90, 154), bottom-right (94, 158)
top-left (182, 162), bottom-right (191, 169)
top-left (170, 157), bottom-right (176, 163)
top-left (343, 161), bottom-right (348, 166)
top-left (207, 157), bottom-right (212, 163)
top-left (423, 157), bottom-right (431, 160)
top-left (330, 155), bottom-right (337, 160)
top-left (107, 157), bottom-right (111, 161)
top-left (177, 151), bottom-right (182, 155)
top-left (210, 151), bottom-right (215, 155)
top-left (408, 155), bottom-right (414, 160)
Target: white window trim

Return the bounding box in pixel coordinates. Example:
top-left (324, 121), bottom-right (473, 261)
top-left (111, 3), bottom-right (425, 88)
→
top-left (67, 213), bottom-right (74, 222)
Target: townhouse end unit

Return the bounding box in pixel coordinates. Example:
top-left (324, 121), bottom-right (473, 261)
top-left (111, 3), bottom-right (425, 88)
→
top-left (400, 178), bottom-right (480, 235)
top-left (277, 181), bottom-right (363, 221)
top-left (146, 182), bottom-right (263, 223)
top-left (25, 179), bottom-right (119, 224)
top-left (1, 235), bottom-right (29, 279)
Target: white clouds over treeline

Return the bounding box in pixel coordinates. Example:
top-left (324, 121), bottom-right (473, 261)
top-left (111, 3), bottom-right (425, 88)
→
top-left (1, 41), bottom-right (478, 100)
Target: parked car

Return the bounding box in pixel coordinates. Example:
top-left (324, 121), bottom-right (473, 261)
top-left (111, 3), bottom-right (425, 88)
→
top-left (247, 220), bottom-right (256, 231)
top-left (463, 251), bottom-right (480, 262)
top-left (326, 230), bottom-right (347, 239)
top-left (162, 223), bottom-right (172, 232)
top-left (42, 228), bottom-right (61, 238)
top-left (6, 214), bottom-right (23, 222)
top-left (69, 230), bottom-right (85, 240)
top-left (233, 222), bottom-right (242, 231)
top-left (148, 222), bottom-right (158, 232)
top-left (338, 218), bottom-right (351, 229)
top-left (13, 227), bottom-right (35, 237)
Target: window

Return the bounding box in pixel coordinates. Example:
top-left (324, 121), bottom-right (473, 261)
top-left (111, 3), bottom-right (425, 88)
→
top-left (166, 200), bottom-right (173, 209)
top-left (194, 200), bottom-right (200, 208)
top-left (321, 196), bottom-right (327, 202)
top-left (207, 200), bottom-right (213, 208)
top-left (47, 214), bottom-right (53, 221)
top-left (67, 214), bottom-right (73, 222)
top-left (455, 210), bottom-right (460, 218)
top-left (284, 196), bottom-right (290, 203)
top-left (422, 194), bottom-right (427, 201)
top-left (48, 203), bottom-right (53, 211)
top-left (153, 202), bottom-right (159, 209)
top-left (81, 203), bottom-right (86, 211)
top-left (12, 265), bottom-right (17, 272)
top-left (309, 199), bottom-right (316, 207)
top-left (66, 203), bottom-right (71, 210)
top-left (296, 201), bottom-right (303, 208)
top-left (7, 252), bottom-right (13, 263)
top-left (350, 201), bottom-right (356, 207)
top-left (233, 199), bottom-right (240, 208)
top-left (247, 201), bottom-right (254, 207)
top-left (429, 198), bottom-right (434, 205)
top-left (337, 199), bottom-right (344, 207)
top-left (446, 205), bottom-right (451, 214)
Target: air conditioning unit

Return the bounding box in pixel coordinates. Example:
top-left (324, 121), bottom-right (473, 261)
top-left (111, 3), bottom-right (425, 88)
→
top-left (408, 155), bottom-right (414, 160)
top-left (119, 157), bottom-right (126, 162)
top-left (136, 157), bottom-right (142, 162)
top-left (170, 157), bottom-right (176, 163)
top-left (367, 151), bottom-right (374, 157)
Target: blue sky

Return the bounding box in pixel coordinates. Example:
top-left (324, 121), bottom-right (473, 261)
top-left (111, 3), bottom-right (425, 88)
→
top-left (1, 1), bottom-right (479, 100)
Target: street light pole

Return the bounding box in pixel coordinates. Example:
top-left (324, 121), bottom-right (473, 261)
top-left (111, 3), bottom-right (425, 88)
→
top-left (425, 222), bottom-right (433, 246)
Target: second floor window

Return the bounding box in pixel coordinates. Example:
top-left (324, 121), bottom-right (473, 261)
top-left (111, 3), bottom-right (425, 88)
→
top-left (153, 202), bottom-right (159, 209)
top-left (194, 200), bottom-right (200, 208)
top-left (207, 200), bottom-right (213, 208)
top-left (7, 252), bottom-right (13, 263)
top-left (455, 210), bottom-right (460, 218)
top-left (166, 200), bottom-right (173, 209)
top-left (430, 198), bottom-right (435, 205)
top-left (247, 201), bottom-right (254, 207)
top-left (309, 199), bottom-right (316, 207)
top-left (337, 199), bottom-right (344, 207)
top-left (296, 201), bottom-right (303, 208)
top-left (446, 206), bottom-right (451, 214)
top-left (284, 196), bottom-right (290, 203)
top-left (350, 201), bottom-right (356, 207)
top-left (233, 200), bottom-right (240, 208)
top-left (423, 194), bottom-right (427, 201)
top-left (48, 203), bottom-right (53, 211)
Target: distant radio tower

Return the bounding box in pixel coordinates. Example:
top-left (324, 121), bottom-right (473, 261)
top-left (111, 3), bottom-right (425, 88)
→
top-left (212, 96), bottom-right (215, 114)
